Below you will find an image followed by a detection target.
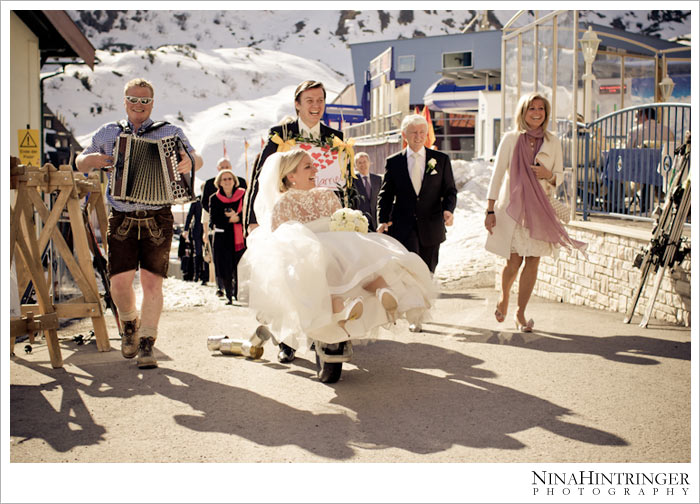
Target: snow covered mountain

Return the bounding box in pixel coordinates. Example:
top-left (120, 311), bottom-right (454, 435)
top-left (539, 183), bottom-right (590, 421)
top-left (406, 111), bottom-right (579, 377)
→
top-left (43, 9), bottom-right (691, 183)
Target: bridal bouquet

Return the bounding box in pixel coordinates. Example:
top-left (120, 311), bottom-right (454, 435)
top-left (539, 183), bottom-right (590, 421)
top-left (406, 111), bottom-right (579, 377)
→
top-left (330, 207), bottom-right (369, 233)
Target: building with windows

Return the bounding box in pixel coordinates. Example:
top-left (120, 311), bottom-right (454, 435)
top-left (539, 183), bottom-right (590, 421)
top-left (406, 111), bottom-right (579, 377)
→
top-left (346, 29), bottom-right (502, 166)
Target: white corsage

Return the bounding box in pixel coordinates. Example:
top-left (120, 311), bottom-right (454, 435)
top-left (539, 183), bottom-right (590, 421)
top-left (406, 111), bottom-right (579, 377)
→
top-left (330, 207), bottom-right (369, 233)
top-left (425, 158), bottom-right (438, 175)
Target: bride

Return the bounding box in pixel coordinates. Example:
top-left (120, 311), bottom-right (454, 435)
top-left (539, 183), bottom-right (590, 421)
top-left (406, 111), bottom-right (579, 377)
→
top-left (238, 149), bottom-right (436, 380)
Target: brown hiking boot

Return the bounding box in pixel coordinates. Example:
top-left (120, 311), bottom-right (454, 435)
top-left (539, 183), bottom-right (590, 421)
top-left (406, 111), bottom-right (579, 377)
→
top-left (137, 337), bottom-right (158, 369)
top-left (120, 318), bottom-right (141, 359)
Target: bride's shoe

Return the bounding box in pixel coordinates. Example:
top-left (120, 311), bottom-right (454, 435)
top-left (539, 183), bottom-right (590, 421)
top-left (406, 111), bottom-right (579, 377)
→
top-left (339, 318), bottom-right (365, 338)
top-left (376, 288), bottom-right (398, 323)
top-left (514, 315), bottom-right (534, 333)
top-left (333, 297), bottom-right (364, 324)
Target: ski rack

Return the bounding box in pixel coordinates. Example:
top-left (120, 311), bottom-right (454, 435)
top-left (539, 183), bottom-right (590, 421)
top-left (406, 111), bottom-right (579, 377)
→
top-left (624, 135), bottom-right (691, 327)
top-left (10, 159), bottom-right (112, 367)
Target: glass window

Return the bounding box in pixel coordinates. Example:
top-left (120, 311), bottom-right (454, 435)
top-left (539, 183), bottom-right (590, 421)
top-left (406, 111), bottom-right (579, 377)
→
top-left (398, 55), bottom-right (415, 73)
top-left (442, 51), bottom-right (473, 69)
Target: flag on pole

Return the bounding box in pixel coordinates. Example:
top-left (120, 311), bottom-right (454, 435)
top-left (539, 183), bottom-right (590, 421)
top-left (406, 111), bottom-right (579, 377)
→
top-left (244, 138), bottom-right (250, 183)
top-left (422, 106), bottom-right (436, 149)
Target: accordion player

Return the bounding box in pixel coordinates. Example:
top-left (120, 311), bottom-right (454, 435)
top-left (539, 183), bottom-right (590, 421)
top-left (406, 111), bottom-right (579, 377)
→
top-left (110, 134), bottom-right (195, 205)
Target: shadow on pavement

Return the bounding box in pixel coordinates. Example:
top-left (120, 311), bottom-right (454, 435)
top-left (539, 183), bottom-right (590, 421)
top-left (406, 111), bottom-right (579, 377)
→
top-left (11, 337), bottom-right (628, 460)
top-left (328, 340), bottom-right (627, 454)
top-left (428, 321), bottom-right (690, 365)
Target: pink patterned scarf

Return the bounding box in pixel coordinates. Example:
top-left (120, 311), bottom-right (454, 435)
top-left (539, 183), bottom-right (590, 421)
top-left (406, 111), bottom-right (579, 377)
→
top-left (506, 128), bottom-right (587, 254)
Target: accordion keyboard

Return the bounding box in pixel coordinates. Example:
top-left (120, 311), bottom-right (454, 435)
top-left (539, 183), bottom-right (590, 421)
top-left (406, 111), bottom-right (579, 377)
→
top-left (111, 134), bottom-right (193, 205)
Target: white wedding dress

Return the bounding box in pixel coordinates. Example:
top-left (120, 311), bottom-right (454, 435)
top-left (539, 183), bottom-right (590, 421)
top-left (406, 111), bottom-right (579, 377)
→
top-left (238, 186), bottom-right (436, 350)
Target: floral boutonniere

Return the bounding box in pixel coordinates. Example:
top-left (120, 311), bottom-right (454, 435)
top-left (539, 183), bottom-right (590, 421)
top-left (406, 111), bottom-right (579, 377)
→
top-left (425, 158), bottom-right (438, 176)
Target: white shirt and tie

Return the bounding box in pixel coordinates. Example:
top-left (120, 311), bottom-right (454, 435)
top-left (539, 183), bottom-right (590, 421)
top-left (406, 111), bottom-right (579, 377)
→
top-left (408, 146), bottom-right (426, 195)
top-left (298, 118), bottom-right (321, 140)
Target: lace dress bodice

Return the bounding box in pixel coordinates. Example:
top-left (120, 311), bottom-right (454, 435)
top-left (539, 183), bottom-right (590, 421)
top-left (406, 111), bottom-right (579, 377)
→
top-left (271, 188), bottom-right (341, 231)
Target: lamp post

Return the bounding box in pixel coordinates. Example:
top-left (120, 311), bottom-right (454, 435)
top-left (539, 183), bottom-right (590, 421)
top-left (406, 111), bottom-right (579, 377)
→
top-left (659, 75), bottom-right (675, 102)
top-left (579, 26), bottom-right (601, 123)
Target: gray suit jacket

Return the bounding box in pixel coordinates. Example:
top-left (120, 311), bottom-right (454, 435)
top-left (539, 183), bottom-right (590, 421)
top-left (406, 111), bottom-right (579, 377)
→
top-left (352, 172), bottom-right (382, 231)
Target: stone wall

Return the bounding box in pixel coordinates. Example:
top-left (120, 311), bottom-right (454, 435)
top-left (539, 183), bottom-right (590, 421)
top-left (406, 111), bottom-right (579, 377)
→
top-left (495, 220), bottom-right (691, 326)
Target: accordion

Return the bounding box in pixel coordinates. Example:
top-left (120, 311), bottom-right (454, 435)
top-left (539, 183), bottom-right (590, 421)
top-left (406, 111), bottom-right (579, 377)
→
top-left (110, 134), bottom-right (194, 205)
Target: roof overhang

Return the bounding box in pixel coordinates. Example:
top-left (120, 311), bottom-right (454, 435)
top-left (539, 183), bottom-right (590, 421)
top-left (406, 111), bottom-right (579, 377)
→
top-left (424, 77), bottom-right (500, 112)
top-left (439, 68), bottom-right (501, 87)
top-left (13, 10), bottom-right (95, 69)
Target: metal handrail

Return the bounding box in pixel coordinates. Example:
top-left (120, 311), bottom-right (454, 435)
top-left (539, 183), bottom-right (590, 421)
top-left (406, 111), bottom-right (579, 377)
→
top-left (566, 103), bottom-right (691, 221)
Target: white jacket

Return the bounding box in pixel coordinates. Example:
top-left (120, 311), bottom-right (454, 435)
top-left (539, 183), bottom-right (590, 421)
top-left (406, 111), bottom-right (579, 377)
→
top-left (485, 130), bottom-right (564, 259)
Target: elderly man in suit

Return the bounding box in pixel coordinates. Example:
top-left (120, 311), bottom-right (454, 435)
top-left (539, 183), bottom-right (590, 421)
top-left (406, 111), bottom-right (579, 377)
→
top-left (377, 113), bottom-right (457, 280)
top-left (243, 79), bottom-right (343, 364)
top-left (351, 152), bottom-right (382, 231)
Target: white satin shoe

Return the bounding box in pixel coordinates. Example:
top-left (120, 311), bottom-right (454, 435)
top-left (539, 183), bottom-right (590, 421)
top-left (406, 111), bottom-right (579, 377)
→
top-left (333, 297), bottom-right (364, 324)
top-left (376, 288), bottom-right (398, 323)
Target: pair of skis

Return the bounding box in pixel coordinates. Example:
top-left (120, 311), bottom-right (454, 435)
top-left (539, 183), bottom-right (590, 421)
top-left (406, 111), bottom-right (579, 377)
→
top-left (624, 136), bottom-right (691, 327)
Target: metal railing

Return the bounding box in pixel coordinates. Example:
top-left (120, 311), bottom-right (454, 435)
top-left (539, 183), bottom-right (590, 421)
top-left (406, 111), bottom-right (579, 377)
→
top-left (558, 103), bottom-right (691, 220)
top-left (343, 111), bottom-right (403, 141)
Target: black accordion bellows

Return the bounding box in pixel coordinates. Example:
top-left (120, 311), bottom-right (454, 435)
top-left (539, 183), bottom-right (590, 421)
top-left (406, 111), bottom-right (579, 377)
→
top-left (110, 134), bottom-right (194, 205)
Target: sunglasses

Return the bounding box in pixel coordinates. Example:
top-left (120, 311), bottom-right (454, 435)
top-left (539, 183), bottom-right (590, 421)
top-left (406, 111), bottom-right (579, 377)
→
top-left (125, 96), bottom-right (153, 105)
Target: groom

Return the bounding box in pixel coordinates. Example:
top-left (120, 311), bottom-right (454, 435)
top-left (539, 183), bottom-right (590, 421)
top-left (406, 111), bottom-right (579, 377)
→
top-left (243, 80), bottom-right (343, 235)
top-left (377, 114), bottom-right (457, 275)
top-left (243, 79), bottom-right (343, 363)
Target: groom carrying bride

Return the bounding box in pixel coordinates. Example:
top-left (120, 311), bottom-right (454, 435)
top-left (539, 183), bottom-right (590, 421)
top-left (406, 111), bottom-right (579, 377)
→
top-left (243, 80), bottom-right (343, 363)
top-left (243, 80), bottom-right (343, 236)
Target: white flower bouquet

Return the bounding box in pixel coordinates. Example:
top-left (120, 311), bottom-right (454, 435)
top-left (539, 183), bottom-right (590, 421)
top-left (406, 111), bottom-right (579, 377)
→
top-left (329, 207), bottom-right (369, 233)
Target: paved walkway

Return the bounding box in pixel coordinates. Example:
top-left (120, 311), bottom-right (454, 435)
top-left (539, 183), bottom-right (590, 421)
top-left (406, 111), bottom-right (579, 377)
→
top-left (7, 287), bottom-right (692, 501)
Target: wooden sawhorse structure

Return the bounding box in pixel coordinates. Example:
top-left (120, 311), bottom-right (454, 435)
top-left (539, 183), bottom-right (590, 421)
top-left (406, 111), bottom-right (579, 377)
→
top-left (10, 159), bottom-right (111, 368)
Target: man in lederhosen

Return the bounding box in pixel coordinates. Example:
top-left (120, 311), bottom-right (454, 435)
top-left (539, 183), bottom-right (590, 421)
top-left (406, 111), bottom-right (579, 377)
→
top-left (76, 77), bottom-right (203, 369)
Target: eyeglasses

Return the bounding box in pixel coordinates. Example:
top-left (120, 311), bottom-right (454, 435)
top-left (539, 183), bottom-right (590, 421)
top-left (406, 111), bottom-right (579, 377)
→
top-left (220, 177), bottom-right (234, 181)
top-left (125, 96), bottom-right (153, 105)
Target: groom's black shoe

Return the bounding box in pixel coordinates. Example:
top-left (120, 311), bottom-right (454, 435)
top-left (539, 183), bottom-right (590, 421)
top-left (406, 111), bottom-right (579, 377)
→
top-left (278, 343), bottom-right (296, 363)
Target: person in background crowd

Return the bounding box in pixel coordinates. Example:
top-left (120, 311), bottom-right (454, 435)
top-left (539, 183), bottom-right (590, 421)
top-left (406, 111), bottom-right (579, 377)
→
top-left (183, 187), bottom-right (205, 284)
top-left (351, 152), bottom-right (382, 231)
top-left (626, 107), bottom-right (676, 148)
top-left (202, 157), bottom-right (247, 296)
top-left (208, 169), bottom-right (246, 305)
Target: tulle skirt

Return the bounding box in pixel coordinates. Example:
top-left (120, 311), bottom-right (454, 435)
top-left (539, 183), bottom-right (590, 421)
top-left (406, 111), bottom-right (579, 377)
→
top-left (238, 217), bottom-right (437, 349)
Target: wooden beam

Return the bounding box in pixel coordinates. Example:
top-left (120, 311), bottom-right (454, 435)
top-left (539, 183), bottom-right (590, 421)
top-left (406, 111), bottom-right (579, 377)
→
top-left (41, 11), bottom-right (95, 69)
top-left (22, 302), bottom-right (102, 319)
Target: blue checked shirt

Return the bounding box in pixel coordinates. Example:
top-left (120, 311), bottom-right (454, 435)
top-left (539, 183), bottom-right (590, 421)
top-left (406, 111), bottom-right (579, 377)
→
top-left (82, 118), bottom-right (196, 212)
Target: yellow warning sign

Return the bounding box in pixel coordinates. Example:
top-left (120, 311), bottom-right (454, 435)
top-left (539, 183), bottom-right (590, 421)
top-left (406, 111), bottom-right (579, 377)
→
top-left (18, 129), bottom-right (40, 166)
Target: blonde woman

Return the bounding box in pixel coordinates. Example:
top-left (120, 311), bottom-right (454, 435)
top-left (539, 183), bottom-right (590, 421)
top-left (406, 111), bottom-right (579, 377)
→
top-left (484, 92), bottom-right (586, 332)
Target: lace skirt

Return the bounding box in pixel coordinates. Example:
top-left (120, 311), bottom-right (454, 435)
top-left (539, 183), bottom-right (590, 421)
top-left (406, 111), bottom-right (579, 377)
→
top-left (510, 222), bottom-right (554, 257)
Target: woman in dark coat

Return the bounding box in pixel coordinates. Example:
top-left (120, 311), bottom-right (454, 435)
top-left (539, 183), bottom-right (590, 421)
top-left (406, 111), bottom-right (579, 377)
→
top-left (208, 169), bottom-right (246, 304)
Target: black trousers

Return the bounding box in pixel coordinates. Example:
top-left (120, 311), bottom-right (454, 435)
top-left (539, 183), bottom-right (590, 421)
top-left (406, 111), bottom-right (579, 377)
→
top-left (402, 228), bottom-right (440, 273)
top-left (212, 232), bottom-right (245, 301)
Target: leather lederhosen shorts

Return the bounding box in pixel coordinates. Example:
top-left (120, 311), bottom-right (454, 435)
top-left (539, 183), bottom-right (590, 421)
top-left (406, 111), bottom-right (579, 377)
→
top-left (107, 207), bottom-right (174, 278)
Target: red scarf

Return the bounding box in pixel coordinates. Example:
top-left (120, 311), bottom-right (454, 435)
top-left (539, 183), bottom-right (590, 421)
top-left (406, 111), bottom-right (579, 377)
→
top-left (216, 187), bottom-right (246, 251)
top-left (506, 128), bottom-right (586, 254)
